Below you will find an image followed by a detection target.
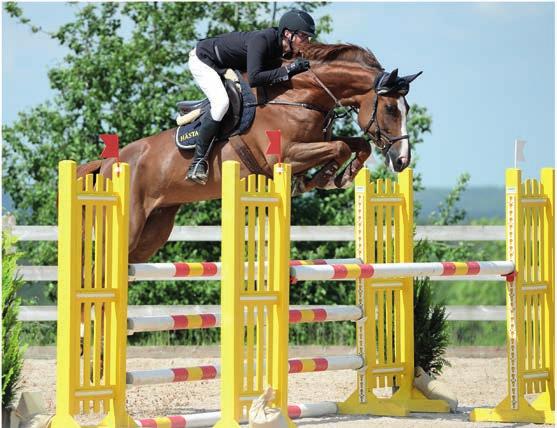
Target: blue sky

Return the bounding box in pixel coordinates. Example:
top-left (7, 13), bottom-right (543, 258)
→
top-left (3, 2), bottom-right (555, 187)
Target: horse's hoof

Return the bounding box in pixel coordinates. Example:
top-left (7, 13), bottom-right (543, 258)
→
top-left (333, 174), bottom-right (351, 189)
top-left (292, 178), bottom-right (306, 196)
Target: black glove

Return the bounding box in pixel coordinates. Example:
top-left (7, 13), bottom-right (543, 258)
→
top-left (285, 58), bottom-right (310, 77)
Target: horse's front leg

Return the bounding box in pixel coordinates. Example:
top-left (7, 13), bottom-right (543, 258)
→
top-left (330, 136), bottom-right (372, 189)
top-left (282, 140), bottom-right (352, 192)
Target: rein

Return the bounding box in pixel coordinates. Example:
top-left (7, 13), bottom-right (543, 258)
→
top-left (246, 100), bottom-right (327, 114)
top-left (249, 67), bottom-right (409, 151)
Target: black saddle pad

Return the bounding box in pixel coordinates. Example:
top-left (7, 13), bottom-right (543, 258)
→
top-left (175, 118), bottom-right (203, 150)
top-left (175, 70), bottom-right (256, 150)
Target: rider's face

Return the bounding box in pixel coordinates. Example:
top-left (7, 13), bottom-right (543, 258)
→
top-left (294, 32), bottom-right (312, 43)
top-left (284, 30), bottom-right (312, 55)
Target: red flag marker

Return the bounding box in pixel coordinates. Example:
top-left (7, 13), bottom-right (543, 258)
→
top-left (265, 130), bottom-right (282, 163)
top-left (99, 134), bottom-right (120, 162)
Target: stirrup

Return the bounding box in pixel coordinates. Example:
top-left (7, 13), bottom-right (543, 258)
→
top-left (187, 159), bottom-right (209, 185)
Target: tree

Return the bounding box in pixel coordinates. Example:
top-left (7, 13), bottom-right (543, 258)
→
top-left (2, 1), bottom-right (334, 321)
top-left (3, 2), bottom-right (329, 261)
top-left (3, 2), bottom-right (330, 225)
top-left (5, 3), bottom-right (464, 360)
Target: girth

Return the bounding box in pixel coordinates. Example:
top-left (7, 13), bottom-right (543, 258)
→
top-left (229, 136), bottom-right (274, 179)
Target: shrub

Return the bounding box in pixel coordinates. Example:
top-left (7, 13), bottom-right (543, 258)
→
top-left (2, 231), bottom-right (26, 409)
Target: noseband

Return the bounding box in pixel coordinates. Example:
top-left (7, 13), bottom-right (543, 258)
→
top-left (362, 94), bottom-right (409, 152)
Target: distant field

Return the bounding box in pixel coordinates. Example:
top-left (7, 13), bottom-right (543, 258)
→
top-left (416, 187), bottom-right (505, 223)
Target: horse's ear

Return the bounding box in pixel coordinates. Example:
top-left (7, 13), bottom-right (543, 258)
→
top-left (376, 69), bottom-right (419, 95)
top-left (386, 69), bottom-right (399, 85)
top-left (401, 71), bottom-right (423, 84)
top-left (376, 69), bottom-right (399, 94)
top-left (392, 71), bottom-right (423, 96)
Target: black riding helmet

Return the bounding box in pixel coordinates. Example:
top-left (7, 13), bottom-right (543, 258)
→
top-left (278, 9), bottom-right (316, 37)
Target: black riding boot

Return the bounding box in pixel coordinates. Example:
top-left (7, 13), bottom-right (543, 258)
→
top-left (186, 115), bottom-right (221, 184)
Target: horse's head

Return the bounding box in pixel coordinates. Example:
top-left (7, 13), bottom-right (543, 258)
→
top-left (357, 69), bottom-right (422, 172)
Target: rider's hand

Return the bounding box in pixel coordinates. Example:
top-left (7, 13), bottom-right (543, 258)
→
top-left (285, 58), bottom-right (311, 77)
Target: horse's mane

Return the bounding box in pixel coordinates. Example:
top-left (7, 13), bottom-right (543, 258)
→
top-left (300, 43), bottom-right (383, 71)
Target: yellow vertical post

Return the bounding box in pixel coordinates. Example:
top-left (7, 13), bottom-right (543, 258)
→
top-left (270, 163), bottom-right (293, 426)
top-left (398, 168), bottom-right (415, 401)
top-left (216, 161), bottom-right (245, 428)
top-left (339, 167), bottom-right (448, 416)
top-left (50, 161), bottom-right (135, 428)
top-left (101, 162), bottom-right (136, 428)
top-left (471, 168), bottom-right (554, 423)
top-left (339, 166), bottom-right (396, 415)
top-left (216, 161), bottom-right (293, 428)
top-left (538, 168), bottom-right (555, 413)
top-left (397, 170), bottom-right (446, 412)
top-left (50, 161), bottom-right (82, 428)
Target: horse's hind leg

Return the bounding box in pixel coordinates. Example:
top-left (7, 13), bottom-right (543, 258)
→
top-left (129, 205), bottom-right (181, 263)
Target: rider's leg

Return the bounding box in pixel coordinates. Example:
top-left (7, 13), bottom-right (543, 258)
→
top-left (186, 115), bottom-right (221, 184)
top-left (186, 49), bottom-right (229, 184)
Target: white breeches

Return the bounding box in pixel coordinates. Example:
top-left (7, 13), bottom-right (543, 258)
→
top-left (188, 49), bottom-right (229, 121)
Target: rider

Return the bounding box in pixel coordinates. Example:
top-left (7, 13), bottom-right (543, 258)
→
top-left (186, 9), bottom-right (315, 184)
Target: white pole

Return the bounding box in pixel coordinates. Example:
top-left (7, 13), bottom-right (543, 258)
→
top-left (134, 401), bottom-right (338, 427)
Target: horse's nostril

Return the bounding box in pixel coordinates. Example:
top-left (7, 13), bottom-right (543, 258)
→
top-left (397, 156), bottom-right (408, 167)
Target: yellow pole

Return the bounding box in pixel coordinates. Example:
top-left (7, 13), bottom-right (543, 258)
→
top-left (398, 168), bottom-right (415, 401)
top-left (270, 163), bottom-right (294, 427)
top-left (539, 168), bottom-right (555, 413)
top-left (101, 162), bottom-right (136, 427)
top-left (216, 161), bottom-right (245, 427)
top-left (50, 161), bottom-right (82, 428)
top-left (216, 162), bottom-right (293, 427)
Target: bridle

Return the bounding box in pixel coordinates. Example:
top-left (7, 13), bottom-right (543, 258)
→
top-left (295, 68), bottom-right (409, 152)
top-left (361, 92), bottom-right (409, 151)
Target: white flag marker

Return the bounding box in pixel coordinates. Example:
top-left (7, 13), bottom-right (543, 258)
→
top-left (514, 139), bottom-right (526, 168)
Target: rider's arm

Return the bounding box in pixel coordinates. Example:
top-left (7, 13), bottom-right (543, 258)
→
top-left (247, 35), bottom-right (288, 87)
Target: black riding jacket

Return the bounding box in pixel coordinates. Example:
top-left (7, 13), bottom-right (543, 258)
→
top-left (195, 28), bottom-right (289, 88)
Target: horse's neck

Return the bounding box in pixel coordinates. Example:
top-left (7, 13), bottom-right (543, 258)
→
top-left (296, 62), bottom-right (379, 108)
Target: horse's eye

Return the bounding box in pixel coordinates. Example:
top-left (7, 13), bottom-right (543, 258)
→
top-left (385, 104), bottom-right (398, 115)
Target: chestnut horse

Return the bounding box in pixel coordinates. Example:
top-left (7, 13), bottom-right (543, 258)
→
top-left (78, 43), bottom-right (421, 263)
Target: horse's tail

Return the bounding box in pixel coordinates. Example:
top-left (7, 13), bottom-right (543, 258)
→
top-left (76, 160), bottom-right (103, 179)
